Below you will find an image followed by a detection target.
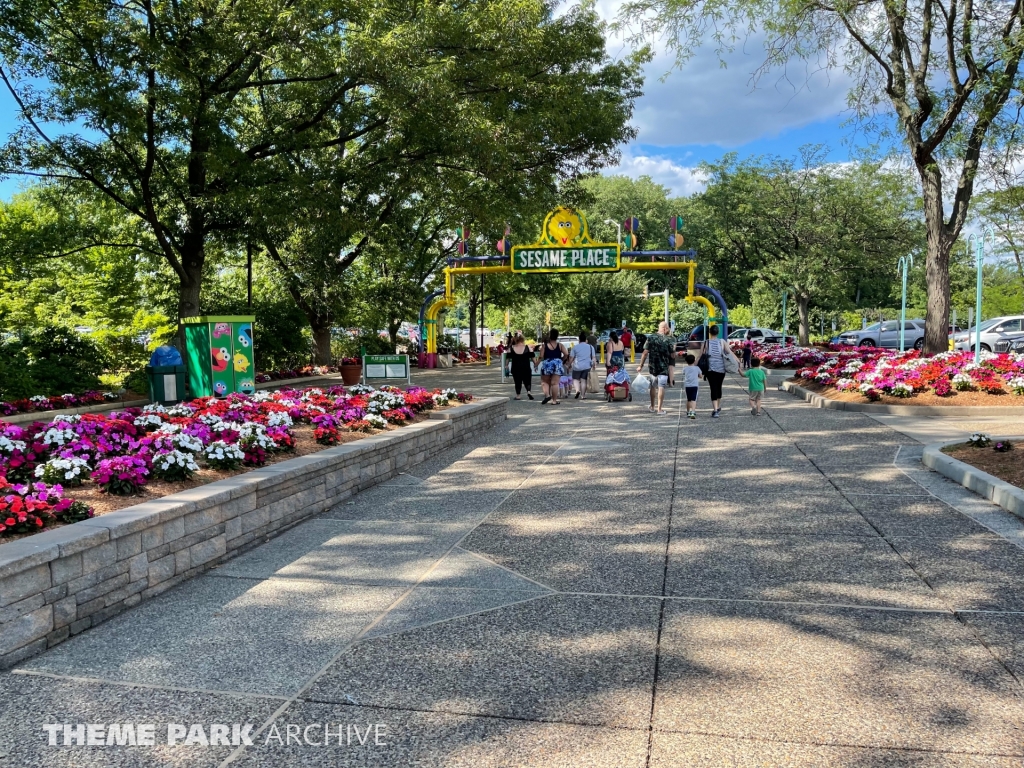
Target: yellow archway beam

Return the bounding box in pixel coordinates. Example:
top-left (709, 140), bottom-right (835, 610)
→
top-left (684, 294), bottom-right (716, 315)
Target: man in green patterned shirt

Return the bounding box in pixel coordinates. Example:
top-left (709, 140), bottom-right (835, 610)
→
top-left (636, 321), bottom-right (674, 414)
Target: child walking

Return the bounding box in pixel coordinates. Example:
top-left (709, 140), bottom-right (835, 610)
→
top-left (741, 356), bottom-right (768, 415)
top-left (681, 353), bottom-right (703, 420)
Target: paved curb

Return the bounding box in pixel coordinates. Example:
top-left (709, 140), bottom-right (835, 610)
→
top-left (0, 397), bottom-right (507, 668)
top-left (781, 379), bottom-right (1024, 416)
top-left (922, 437), bottom-right (1024, 520)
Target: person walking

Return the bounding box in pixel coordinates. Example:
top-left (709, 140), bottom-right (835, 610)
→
top-left (605, 330), bottom-right (625, 372)
top-left (742, 330), bottom-right (754, 370)
top-left (636, 321), bottom-right (674, 415)
top-left (740, 355), bottom-right (769, 415)
top-left (620, 327), bottom-right (633, 356)
top-left (701, 324), bottom-right (738, 418)
top-left (682, 353), bottom-right (703, 419)
top-left (536, 328), bottom-right (567, 405)
top-left (569, 331), bottom-right (596, 400)
top-left (507, 333), bottom-right (535, 401)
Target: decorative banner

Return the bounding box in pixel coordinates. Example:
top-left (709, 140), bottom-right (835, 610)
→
top-left (668, 233), bottom-right (684, 249)
top-left (669, 215), bottom-right (684, 231)
top-left (622, 216), bottom-right (640, 233)
top-left (512, 207), bottom-right (621, 273)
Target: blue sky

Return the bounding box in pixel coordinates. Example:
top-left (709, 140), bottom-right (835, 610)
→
top-left (0, 8), bottom-right (877, 201)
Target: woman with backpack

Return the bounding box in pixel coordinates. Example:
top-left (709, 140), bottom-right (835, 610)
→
top-left (700, 324), bottom-right (739, 418)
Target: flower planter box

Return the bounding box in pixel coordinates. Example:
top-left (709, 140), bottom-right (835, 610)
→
top-left (0, 397), bottom-right (508, 668)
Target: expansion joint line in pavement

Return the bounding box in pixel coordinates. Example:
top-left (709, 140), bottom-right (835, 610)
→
top-left (645, 384), bottom-right (685, 768)
top-left (765, 409), bottom-right (1024, 695)
top-left (215, 425), bottom-right (587, 768)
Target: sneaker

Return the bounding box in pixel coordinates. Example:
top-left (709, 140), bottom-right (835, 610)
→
top-left (527, 393), bottom-right (534, 400)
top-left (711, 410), bottom-right (719, 419)
top-left (688, 413), bottom-right (696, 420)
top-left (575, 391), bottom-right (580, 399)
top-left (751, 407), bottom-right (757, 415)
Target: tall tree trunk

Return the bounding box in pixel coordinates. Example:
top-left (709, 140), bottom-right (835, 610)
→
top-left (797, 295), bottom-right (810, 347)
top-left (388, 320), bottom-right (400, 349)
top-left (311, 322), bottom-right (332, 366)
top-left (920, 165), bottom-right (953, 355)
top-left (175, 237), bottom-right (205, 350)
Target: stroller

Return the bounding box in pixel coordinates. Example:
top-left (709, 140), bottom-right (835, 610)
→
top-left (604, 365), bottom-right (632, 402)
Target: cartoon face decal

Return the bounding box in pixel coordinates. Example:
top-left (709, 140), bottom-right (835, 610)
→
top-left (212, 322), bottom-right (231, 338)
top-left (214, 382), bottom-right (228, 396)
top-left (237, 333), bottom-right (249, 348)
top-left (545, 207), bottom-right (582, 246)
top-left (211, 347), bottom-right (229, 373)
top-left (237, 379), bottom-right (255, 394)
top-left (233, 352), bottom-right (250, 373)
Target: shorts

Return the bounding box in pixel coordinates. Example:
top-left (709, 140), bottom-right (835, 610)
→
top-left (655, 374), bottom-right (669, 389)
top-left (749, 390), bottom-right (763, 403)
top-left (685, 386), bottom-right (699, 402)
top-left (572, 368), bottom-right (590, 380)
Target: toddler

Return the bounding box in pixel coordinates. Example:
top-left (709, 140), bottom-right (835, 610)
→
top-left (740, 356), bottom-right (768, 415)
top-left (559, 374), bottom-right (573, 400)
top-left (681, 353), bottom-right (703, 420)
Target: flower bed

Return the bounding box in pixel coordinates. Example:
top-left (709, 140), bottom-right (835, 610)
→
top-left (0, 384), bottom-right (472, 541)
top-left (941, 436), bottom-right (1024, 490)
top-left (785, 346), bottom-right (1024, 404)
top-left (0, 390), bottom-right (123, 417)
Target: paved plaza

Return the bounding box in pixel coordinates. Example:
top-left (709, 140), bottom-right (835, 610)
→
top-left (3, 367), bottom-right (1024, 767)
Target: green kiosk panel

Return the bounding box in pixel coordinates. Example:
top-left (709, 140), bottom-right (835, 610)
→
top-left (181, 316), bottom-right (255, 397)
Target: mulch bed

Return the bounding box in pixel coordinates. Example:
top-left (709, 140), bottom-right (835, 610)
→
top-left (796, 379), bottom-right (1024, 407)
top-left (943, 444), bottom-right (1024, 490)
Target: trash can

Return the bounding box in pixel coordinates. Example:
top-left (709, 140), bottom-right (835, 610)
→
top-left (145, 345), bottom-right (186, 405)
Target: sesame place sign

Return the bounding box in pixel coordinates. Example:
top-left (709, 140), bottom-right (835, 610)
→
top-left (511, 207), bottom-right (621, 273)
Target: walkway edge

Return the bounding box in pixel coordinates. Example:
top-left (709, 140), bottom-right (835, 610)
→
top-left (0, 397), bottom-right (508, 669)
top-left (781, 379), bottom-right (1024, 416)
top-left (922, 437), bottom-right (1024, 520)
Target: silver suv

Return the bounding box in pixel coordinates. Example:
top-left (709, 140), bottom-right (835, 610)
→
top-left (951, 316), bottom-right (1024, 352)
top-left (837, 320), bottom-right (926, 349)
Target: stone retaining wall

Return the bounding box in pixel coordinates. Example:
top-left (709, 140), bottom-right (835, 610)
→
top-left (0, 397), bottom-right (507, 668)
top-left (780, 379), bottom-right (1024, 416)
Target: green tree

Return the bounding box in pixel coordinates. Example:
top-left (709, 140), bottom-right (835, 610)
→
top-left (694, 151), bottom-right (922, 345)
top-left (617, 0), bottom-right (1024, 354)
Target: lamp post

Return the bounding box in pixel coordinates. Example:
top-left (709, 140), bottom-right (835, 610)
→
top-left (897, 254), bottom-right (913, 352)
top-left (604, 219), bottom-right (622, 250)
top-left (780, 287), bottom-right (795, 346)
top-left (966, 228), bottom-right (993, 364)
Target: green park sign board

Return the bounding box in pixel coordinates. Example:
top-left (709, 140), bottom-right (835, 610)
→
top-left (512, 246), bottom-right (619, 273)
top-left (510, 206), bottom-right (620, 273)
top-left (364, 354), bottom-right (411, 382)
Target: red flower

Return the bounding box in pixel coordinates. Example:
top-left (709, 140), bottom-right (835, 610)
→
top-left (4, 517), bottom-right (13, 526)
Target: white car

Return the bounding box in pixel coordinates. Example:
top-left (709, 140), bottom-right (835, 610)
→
top-left (950, 316), bottom-right (1024, 352)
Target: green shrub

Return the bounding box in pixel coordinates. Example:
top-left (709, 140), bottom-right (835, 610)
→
top-left (24, 326), bottom-right (107, 394)
top-left (0, 339), bottom-right (36, 400)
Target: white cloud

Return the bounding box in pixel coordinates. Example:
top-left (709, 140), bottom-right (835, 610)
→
top-left (604, 148), bottom-right (706, 196)
top-left (629, 46), bottom-right (853, 147)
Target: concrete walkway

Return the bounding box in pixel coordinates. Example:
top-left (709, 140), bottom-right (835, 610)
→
top-left (4, 367), bottom-right (1024, 766)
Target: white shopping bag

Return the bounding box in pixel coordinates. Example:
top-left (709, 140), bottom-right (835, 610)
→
top-left (631, 373), bottom-right (651, 397)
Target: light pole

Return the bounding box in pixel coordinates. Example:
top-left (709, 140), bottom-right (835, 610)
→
top-left (780, 287), bottom-right (795, 346)
top-left (966, 228), bottom-right (994, 363)
top-left (604, 219), bottom-right (622, 250)
top-left (640, 289), bottom-right (670, 324)
top-left (897, 254), bottom-right (913, 352)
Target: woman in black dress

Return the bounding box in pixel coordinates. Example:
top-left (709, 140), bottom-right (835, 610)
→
top-left (507, 333), bottom-right (535, 400)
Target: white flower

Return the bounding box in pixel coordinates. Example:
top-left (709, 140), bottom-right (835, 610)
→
top-left (364, 413), bottom-right (388, 429)
top-left (51, 414), bottom-right (81, 424)
top-left (35, 456), bottom-right (91, 481)
top-left (266, 411), bottom-right (293, 428)
top-left (204, 440), bottom-right (245, 464)
top-left (134, 414), bottom-right (164, 429)
top-left (891, 382), bottom-right (913, 398)
top-left (29, 395), bottom-right (49, 403)
top-left (153, 450), bottom-right (200, 473)
top-left (365, 390), bottom-right (405, 414)
top-left (34, 426), bottom-right (78, 448)
top-left (348, 383), bottom-right (375, 395)
top-left (0, 436), bottom-right (27, 455)
top-left (142, 403), bottom-right (168, 414)
top-left (166, 404), bottom-right (197, 418)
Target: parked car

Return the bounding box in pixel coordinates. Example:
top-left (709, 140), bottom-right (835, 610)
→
top-left (993, 329), bottom-right (1024, 353)
top-left (688, 323), bottom-right (738, 342)
top-left (727, 327), bottom-right (792, 344)
top-left (950, 316), bottom-right (1024, 352)
top-left (836, 320), bottom-right (926, 349)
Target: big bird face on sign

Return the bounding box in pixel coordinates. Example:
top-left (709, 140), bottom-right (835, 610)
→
top-left (546, 208), bottom-right (582, 246)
